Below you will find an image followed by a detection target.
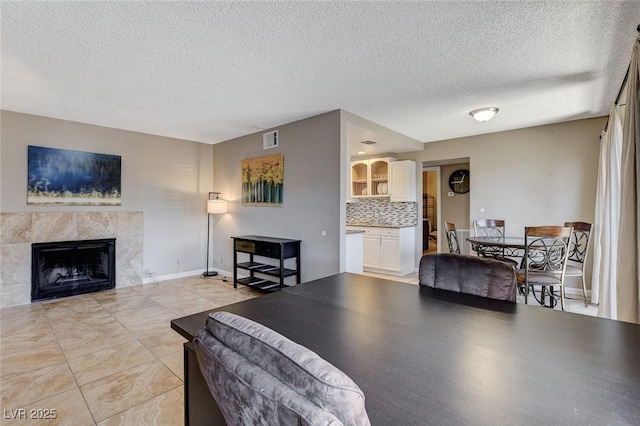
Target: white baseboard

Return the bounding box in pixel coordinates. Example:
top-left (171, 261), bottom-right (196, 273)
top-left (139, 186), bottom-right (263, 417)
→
top-left (142, 268), bottom-right (234, 285)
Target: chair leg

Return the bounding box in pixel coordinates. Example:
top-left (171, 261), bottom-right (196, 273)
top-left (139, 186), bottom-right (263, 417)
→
top-left (524, 283), bottom-right (529, 304)
top-left (581, 275), bottom-right (588, 307)
top-left (560, 285), bottom-right (565, 311)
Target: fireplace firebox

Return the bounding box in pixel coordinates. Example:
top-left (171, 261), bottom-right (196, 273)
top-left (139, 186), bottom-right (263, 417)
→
top-left (31, 239), bottom-right (116, 302)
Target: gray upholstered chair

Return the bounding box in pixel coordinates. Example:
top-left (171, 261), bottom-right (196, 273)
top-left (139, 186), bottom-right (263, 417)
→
top-left (419, 253), bottom-right (517, 302)
top-left (194, 311), bottom-right (371, 426)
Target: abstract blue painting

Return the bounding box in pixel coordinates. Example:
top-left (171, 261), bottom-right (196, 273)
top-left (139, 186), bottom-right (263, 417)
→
top-left (27, 146), bottom-right (121, 205)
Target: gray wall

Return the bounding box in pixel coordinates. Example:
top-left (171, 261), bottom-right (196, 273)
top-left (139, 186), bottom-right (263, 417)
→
top-left (0, 111), bottom-right (213, 277)
top-left (440, 163), bottom-right (470, 230)
top-left (211, 110), bottom-right (342, 282)
top-left (403, 117), bottom-right (605, 290)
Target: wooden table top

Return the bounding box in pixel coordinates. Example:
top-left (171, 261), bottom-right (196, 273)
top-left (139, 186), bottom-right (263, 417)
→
top-left (171, 273), bottom-right (640, 425)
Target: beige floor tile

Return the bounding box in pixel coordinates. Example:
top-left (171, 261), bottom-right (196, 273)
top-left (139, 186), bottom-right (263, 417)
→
top-left (0, 327), bottom-right (59, 379)
top-left (171, 302), bottom-right (219, 318)
top-left (159, 349), bottom-right (184, 381)
top-left (48, 307), bottom-right (118, 333)
top-left (41, 294), bottom-right (101, 314)
top-left (91, 286), bottom-right (141, 304)
top-left (56, 321), bottom-right (135, 359)
top-left (97, 386), bottom-right (184, 426)
top-left (105, 298), bottom-right (172, 325)
top-left (0, 326), bottom-right (58, 357)
top-left (5, 387), bottom-right (95, 426)
top-left (0, 362), bottom-right (76, 408)
top-left (123, 311), bottom-right (183, 340)
top-left (0, 304), bottom-right (48, 337)
top-left (138, 329), bottom-right (187, 358)
top-left (149, 291), bottom-right (212, 313)
top-left (81, 360), bottom-right (182, 422)
top-left (68, 340), bottom-right (157, 385)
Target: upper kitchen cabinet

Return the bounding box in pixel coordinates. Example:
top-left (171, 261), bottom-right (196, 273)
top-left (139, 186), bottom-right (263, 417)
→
top-left (351, 157), bottom-right (395, 198)
top-left (389, 160), bottom-right (416, 202)
top-left (351, 158), bottom-right (416, 201)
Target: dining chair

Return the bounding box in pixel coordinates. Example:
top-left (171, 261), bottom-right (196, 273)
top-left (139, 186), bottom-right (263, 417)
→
top-left (563, 221), bottom-right (592, 307)
top-left (444, 221), bottom-right (460, 254)
top-left (194, 312), bottom-right (371, 425)
top-left (419, 253), bottom-right (517, 302)
top-left (472, 219), bottom-right (518, 267)
top-left (515, 226), bottom-right (573, 310)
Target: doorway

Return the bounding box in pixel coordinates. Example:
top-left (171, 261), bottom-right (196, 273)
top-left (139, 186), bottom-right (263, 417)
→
top-left (422, 167), bottom-right (440, 255)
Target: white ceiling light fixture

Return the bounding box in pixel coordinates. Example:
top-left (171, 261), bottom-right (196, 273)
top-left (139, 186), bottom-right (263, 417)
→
top-left (469, 107), bottom-right (499, 122)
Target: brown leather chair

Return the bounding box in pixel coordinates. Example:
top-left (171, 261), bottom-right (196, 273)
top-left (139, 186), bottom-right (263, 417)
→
top-left (419, 253), bottom-right (517, 302)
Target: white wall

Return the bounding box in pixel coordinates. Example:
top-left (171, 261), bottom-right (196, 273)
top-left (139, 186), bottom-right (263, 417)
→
top-left (402, 117), bottom-right (606, 290)
top-left (0, 111), bottom-right (213, 277)
top-left (211, 111), bottom-right (342, 282)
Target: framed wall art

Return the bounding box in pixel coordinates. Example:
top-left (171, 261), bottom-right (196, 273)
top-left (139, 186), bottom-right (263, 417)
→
top-left (241, 153), bottom-right (283, 206)
top-left (27, 146), bottom-right (122, 206)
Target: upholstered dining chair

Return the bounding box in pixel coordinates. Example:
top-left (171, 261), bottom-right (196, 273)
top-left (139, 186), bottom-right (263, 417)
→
top-left (472, 219), bottom-right (518, 267)
top-left (515, 226), bottom-right (573, 310)
top-left (563, 221), bottom-right (592, 307)
top-left (419, 253), bottom-right (517, 302)
top-left (194, 311), bottom-right (371, 426)
top-left (444, 221), bottom-right (460, 254)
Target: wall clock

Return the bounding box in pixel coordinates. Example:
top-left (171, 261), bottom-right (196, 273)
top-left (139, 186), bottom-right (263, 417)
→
top-left (448, 169), bottom-right (470, 194)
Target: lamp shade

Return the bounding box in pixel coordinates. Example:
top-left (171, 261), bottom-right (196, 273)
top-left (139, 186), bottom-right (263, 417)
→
top-left (208, 199), bottom-right (227, 214)
top-left (469, 107), bottom-right (499, 122)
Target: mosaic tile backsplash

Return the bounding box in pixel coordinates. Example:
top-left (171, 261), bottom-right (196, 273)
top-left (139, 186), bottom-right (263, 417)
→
top-left (347, 198), bottom-right (418, 226)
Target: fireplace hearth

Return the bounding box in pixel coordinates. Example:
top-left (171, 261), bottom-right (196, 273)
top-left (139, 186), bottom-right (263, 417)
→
top-left (31, 239), bottom-right (116, 302)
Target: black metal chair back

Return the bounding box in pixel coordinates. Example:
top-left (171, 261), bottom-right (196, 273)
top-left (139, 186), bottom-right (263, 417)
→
top-left (521, 226), bottom-right (572, 310)
top-left (444, 221), bottom-right (460, 254)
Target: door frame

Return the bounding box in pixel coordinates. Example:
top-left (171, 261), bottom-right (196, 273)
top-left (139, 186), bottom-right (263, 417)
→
top-left (422, 166), bottom-right (442, 253)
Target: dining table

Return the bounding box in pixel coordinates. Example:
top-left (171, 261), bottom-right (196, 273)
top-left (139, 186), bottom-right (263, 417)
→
top-left (466, 235), bottom-right (527, 258)
top-left (171, 272), bottom-right (640, 425)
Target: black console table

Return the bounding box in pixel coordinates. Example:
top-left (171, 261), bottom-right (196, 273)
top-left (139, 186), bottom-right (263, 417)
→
top-left (232, 235), bottom-right (301, 291)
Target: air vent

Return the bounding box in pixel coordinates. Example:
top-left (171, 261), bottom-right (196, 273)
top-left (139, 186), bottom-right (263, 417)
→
top-left (263, 130), bottom-right (279, 150)
top-left (361, 140), bottom-right (377, 145)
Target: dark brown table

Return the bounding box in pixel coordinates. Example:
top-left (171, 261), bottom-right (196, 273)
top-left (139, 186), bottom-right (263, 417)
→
top-left (171, 273), bottom-right (640, 425)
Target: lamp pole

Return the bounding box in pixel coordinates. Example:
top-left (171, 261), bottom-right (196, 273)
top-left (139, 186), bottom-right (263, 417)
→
top-left (203, 192), bottom-right (225, 277)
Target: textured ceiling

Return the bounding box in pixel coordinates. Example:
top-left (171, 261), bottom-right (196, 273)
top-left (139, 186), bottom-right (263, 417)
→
top-left (2, 1), bottom-right (639, 151)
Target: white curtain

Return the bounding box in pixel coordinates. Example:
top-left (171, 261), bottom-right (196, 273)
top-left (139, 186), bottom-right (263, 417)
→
top-left (592, 107), bottom-right (622, 317)
top-left (616, 36), bottom-right (640, 324)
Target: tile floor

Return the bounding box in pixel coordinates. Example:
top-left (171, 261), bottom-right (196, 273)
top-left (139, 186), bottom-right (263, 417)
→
top-left (0, 276), bottom-right (260, 425)
top-left (0, 271), bottom-right (597, 425)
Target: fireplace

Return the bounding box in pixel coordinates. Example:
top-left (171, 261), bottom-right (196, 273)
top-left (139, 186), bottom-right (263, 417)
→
top-left (31, 239), bottom-right (116, 302)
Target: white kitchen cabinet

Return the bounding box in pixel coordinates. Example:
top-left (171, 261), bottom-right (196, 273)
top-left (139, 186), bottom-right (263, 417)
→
top-left (363, 234), bottom-right (381, 268)
top-left (351, 158), bottom-right (416, 201)
top-left (389, 160), bottom-right (416, 202)
top-left (380, 235), bottom-right (401, 270)
top-left (347, 226), bottom-right (415, 276)
top-left (345, 232), bottom-right (364, 274)
top-left (351, 157), bottom-right (395, 198)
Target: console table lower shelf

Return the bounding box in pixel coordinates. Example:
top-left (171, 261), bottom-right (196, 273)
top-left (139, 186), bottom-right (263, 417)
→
top-left (232, 235), bottom-right (301, 292)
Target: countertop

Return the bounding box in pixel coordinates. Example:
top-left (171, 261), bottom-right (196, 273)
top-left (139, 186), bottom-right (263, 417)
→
top-left (346, 222), bottom-right (417, 229)
top-left (346, 229), bottom-right (365, 235)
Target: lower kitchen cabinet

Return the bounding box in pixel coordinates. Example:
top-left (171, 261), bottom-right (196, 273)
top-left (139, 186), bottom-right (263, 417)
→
top-left (349, 226), bottom-right (415, 276)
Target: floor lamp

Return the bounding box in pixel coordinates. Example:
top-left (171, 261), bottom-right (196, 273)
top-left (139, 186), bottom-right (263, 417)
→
top-left (204, 192), bottom-right (227, 277)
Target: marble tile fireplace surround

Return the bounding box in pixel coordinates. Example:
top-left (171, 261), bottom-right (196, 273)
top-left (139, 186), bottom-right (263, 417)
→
top-left (0, 211), bottom-right (143, 308)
